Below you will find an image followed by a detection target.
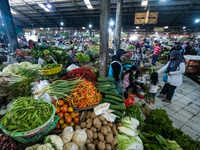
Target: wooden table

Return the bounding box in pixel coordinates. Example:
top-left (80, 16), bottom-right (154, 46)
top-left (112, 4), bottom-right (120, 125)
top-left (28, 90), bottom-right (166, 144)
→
top-left (184, 55), bottom-right (200, 74)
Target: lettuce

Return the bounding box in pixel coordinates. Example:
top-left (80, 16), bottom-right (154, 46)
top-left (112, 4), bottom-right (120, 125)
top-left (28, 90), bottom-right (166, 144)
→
top-left (117, 134), bottom-right (143, 150)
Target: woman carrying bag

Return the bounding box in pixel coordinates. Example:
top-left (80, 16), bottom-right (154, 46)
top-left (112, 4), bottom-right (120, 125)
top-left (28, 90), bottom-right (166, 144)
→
top-left (157, 51), bottom-right (185, 103)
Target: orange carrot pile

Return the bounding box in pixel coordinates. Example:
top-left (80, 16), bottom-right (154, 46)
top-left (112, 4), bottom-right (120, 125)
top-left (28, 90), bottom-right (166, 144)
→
top-left (68, 80), bottom-right (102, 108)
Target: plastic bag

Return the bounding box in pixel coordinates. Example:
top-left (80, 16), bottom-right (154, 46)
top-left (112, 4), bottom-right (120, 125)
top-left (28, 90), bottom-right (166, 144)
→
top-left (31, 80), bottom-right (52, 103)
top-left (60, 127), bottom-right (74, 144)
top-left (63, 142), bottom-right (78, 150)
top-left (67, 64), bottom-right (79, 71)
top-left (72, 129), bottom-right (87, 150)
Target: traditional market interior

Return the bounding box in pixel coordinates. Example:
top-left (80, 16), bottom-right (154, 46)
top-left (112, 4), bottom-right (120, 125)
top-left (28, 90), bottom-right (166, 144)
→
top-left (0, 0), bottom-right (200, 149)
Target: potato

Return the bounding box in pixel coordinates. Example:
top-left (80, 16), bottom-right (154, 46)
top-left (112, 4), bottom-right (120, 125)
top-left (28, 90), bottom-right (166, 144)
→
top-left (80, 122), bottom-right (86, 128)
top-left (102, 120), bottom-right (107, 125)
top-left (99, 116), bottom-right (105, 121)
top-left (97, 133), bottom-right (104, 141)
top-left (100, 127), bottom-right (108, 135)
top-left (105, 126), bottom-right (111, 133)
top-left (90, 139), bottom-right (93, 143)
top-left (86, 139), bottom-right (91, 144)
top-left (103, 140), bottom-right (106, 143)
top-left (117, 123), bottom-right (122, 127)
top-left (93, 133), bottom-right (97, 139)
top-left (105, 144), bottom-right (112, 150)
top-left (97, 142), bottom-right (105, 150)
top-left (83, 146), bottom-right (87, 150)
top-left (107, 122), bottom-right (113, 128)
top-left (93, 139), bottom-right (98, 147)
top-left (86, 119), bottom-right (93, 124)
top-left (86, 130), bottom-right (93, 139)
top-left (91, 111), bottom-right (97, 119)
top-left (91, 127), bottom-right (97, 132)
top-left (112, 125), bottom-right (118, 136)
top-left (86, 121), bottom-right (93, 128)
top-left (93, 118), bottom-right (102, 128)
top-left (87, 143), bottom-right (95, 150)
top-left (75, 125), bottom-right (81, 130)
top-left (87, 111), bottom-right (92, 119)
top-left (111, 138), bottom-right (117, 147)
top-left (106, 133), bottom-right (113, 143)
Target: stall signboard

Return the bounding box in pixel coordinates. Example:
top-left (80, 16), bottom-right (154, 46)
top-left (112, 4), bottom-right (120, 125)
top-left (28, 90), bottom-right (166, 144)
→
top-left (134, 12), bottom-right (158, 24)
top-left (154, 27), bottom-right (164, 32)
top-left (148, 12), bottom-right (158, 24)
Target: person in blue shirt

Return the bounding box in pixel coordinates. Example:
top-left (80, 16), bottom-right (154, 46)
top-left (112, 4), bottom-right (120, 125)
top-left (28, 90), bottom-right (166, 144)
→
top-left (108, 49), bottom-right (126, 94)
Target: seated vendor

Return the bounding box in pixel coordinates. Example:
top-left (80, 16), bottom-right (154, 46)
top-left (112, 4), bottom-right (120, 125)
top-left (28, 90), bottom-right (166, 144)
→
top-left (66, 53), bottom-right (79, 68)
top-left (38, 50), bottom-right (57, 66)
top-left (124, 65), bottom-right (141, 96)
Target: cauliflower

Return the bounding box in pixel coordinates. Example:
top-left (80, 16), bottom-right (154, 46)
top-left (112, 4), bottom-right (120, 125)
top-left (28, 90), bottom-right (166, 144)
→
top-left (44, 135), bottom-right (64, 150)
top-left (37, 143), bottom-right (54, 150)
top-left (25, 144), bottom-right (41, 150)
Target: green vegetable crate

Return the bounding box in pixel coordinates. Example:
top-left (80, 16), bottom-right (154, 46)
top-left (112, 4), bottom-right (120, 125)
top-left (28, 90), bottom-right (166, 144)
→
top-left (0, 106), bottom-right (58, 144)
top-left (3, 116), bottom-right (59, 144)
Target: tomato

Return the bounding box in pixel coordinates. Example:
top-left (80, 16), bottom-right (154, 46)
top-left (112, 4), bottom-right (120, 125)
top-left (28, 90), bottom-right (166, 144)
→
top-left (74, 117), bottom-right (79, 123)
top-left (59, 119), bottom-right (65, 125)
top-left (55, 106), bottom-right (60, 114)
top-left (56, 123), bottom-right (61, 129)
top-left (69, 121), bottom-right (75, 126)
top-left (60, 106), bottom-right (68, 113)
top-left (63, 104), bottom-right (68, 108)
top-left (65, 116), bottom-right (72, 124)
top-left (71, 112), bottom-right (76, 119)
top-left (57, 112), bottom-right (64, 119)
top-left (75, 112), bottom-right (79, 117)
top-left (51, 100), bottom-right (57, 105)
top-left (68, 107), bottom-right (73, 113)
top-left (64, 113), bottom-right (70, 118)
top-left (61, 123), bottom-right (68, 129)
top-left (58, 100), bottom-right (64, 106)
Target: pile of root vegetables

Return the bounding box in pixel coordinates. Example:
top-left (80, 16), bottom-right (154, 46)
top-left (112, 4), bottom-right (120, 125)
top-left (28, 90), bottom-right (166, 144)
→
top-left (75, 110), bottom-right (121, 150)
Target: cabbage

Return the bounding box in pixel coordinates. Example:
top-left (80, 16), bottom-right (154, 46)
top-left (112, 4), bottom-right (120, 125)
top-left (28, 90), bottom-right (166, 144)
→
top-left (118, 126), bottom-right (138, 137)
top-left (117, 134), bottom-right (143, 150)
top-left (122, 117), bottom-right (139, 130)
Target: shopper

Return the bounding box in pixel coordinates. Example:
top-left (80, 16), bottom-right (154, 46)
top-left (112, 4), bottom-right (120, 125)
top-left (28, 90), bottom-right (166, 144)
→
top-left (152, 43), bottom-right (161, 66)
top-left (124, 65), bottom-right (141, 94)
top-left (66, 53), bottom-right (79, 68)
top-left (157, 51), bottom-right (185, 103)
top-left (148, 72), bottom-right (161, 104)
top-left (108, 49), bottom-right (126, 94)
top-left (184, 42), bottom-right (192, 55)
top-left (197, 43), bottom-right (200, 56)
top-left (38, 50), bottom-right (57, 66)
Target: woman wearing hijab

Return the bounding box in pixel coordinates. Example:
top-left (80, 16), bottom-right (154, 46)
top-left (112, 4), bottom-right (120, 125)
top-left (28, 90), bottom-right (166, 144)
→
top-left (108, 49), bottom-right (126, 94)
top-left (66, 53), bottom-right (79, 68)
top-left (157, 51), bottom-right (185, 103)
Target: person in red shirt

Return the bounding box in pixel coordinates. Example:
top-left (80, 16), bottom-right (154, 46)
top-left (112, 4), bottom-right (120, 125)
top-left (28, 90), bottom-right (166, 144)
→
top-left (152, 43), bottom-right (161, 66)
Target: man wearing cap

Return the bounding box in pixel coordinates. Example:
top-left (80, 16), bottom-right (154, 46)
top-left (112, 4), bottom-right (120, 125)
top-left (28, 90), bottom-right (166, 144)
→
top-left (38, 49), bottom-right (57, 66)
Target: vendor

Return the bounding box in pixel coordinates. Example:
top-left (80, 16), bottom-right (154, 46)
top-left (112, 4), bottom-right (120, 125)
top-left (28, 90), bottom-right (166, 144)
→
top-left (38, 50), bottom-right (57, 66)
top-left (66, 53), bottom-right (79, 68)
top-left (108, 49), bottom-right (126, 94)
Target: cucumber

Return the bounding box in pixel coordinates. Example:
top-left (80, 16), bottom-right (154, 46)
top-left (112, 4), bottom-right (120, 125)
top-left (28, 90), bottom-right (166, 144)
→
top-left (105, 95), bottom-right (122, 102)
top-left (101, 91), bottom-right (123, 98)
top-left (98, 77), bottom-right (115, 82)
top-left (109, 104), bottom-right (126, 111)
top-left (101, 99), bottom-right (122, 105)
top-left (112, 110), bottom-right (124, 117)
top-left (97, 87), bottom-right (116, 91)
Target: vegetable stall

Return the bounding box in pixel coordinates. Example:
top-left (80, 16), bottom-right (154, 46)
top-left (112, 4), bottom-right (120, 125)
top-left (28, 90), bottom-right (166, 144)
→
top-left (0, 52), bottom-right (199, 150)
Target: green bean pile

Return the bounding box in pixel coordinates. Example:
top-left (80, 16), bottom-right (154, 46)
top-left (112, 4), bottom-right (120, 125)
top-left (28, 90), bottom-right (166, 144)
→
top-left (1, 97), bottom-right (53, 133)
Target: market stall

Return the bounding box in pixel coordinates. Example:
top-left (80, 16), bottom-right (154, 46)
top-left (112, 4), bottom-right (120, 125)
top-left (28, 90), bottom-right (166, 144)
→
top-left (184, 55), bottom-right (200, 74)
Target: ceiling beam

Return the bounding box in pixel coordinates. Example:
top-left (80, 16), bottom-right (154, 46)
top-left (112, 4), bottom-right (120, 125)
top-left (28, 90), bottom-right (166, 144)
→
top-left (21, 0), bottom-right (59, 27)
top-left (10, 7), bottom-right (43, 27)
top-left (13, 18), bottom-right (29, 27)
top-left (71, 0), bottom-right (88, 22)
top-left (171, 0), bottom-right (197, 26)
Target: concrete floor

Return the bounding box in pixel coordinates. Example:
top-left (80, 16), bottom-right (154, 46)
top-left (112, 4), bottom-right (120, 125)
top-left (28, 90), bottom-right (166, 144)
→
top-left (148, 63), bottom-right (200, 141)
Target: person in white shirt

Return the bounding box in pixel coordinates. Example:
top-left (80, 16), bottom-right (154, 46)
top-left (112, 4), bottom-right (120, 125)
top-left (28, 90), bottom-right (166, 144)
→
top-left (148, 72), bottom-right (161, 104)
top-left (157, 50), bottom-right (185, 103)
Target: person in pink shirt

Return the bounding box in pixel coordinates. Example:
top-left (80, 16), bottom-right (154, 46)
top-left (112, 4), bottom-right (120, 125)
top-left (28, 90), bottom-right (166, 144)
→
top-left (152, 43), bottom-right (161, 66)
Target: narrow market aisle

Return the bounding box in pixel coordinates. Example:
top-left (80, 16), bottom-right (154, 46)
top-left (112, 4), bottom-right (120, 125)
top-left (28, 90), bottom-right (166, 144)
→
top-left (148, 63), bottom-right (200, 141)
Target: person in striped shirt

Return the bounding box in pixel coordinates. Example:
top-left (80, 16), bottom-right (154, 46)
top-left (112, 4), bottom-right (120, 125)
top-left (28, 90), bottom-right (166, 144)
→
top-left (152, 43), bottom-right (161, 66)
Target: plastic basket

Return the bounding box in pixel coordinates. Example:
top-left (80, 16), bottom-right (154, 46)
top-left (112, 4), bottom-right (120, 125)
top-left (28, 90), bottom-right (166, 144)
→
top-left (12, 116), bottom-right (59, 144)
top-left (0, 104), bottom-right (55, 139)
top-left (41, 64), bottom-right (62, 76)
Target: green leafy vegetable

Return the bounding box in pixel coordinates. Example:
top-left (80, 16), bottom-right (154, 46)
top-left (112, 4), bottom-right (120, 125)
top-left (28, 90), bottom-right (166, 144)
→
top-left (42, 63), bottom-right (60, 70)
